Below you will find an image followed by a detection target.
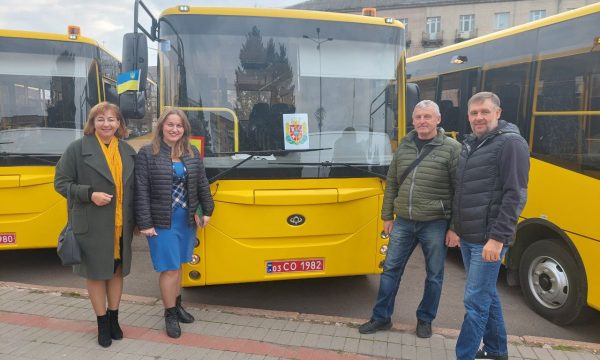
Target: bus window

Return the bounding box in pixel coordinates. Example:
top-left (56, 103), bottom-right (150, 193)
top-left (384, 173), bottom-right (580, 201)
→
top-left (439, 73), bottom-right (461, 134)
top-left (483, 63), bottom-right (531, 138)
top-left (438, 70), bottom-right (477, 137)
top-left (536, 53), bottom-right (594, 112)
top-left (532, 115), bottom-right (600, 179)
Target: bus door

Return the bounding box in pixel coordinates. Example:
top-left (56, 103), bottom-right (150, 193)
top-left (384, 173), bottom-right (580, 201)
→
top-left (437, 69), bottom-right (479, 140)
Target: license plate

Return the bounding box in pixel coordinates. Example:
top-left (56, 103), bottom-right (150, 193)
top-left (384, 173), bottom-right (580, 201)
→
top-left (266, 258), bottom-right (324, 273)
top-left (0, 233), bottom-right (16, 245)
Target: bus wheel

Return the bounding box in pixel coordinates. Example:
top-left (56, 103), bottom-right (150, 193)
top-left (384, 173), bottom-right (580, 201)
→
top-left (519, 239), bottom-right (589, 325)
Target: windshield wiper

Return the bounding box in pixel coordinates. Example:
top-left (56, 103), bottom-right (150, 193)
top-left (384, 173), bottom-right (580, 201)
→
top-left (0, 141), bottom-right (14, 145)
top-left (212, 147), bottom-right (332, 156)
top-left (0, 152), bottom-right (60, 165)
top-left (208, 147), bottom-right (332, 183)
top-left (272, 161), bottom-right (387, 180)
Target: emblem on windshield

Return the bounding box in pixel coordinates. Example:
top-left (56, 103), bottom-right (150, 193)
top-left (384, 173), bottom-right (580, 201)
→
top-left (287, 214), bottom-right (305, 226)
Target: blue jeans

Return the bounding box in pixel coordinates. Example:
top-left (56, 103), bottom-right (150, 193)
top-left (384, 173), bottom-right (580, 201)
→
top-left (456, 240), bottom-right (509, 360)
top-left (371, 217), bottom-right (448, 323)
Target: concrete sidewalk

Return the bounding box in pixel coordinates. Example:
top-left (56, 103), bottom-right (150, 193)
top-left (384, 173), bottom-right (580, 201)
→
top-left (0, 282), bottom-right (598, 360)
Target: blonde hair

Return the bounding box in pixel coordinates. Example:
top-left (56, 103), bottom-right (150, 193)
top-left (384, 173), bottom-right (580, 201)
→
top-left (151, 108), bottom-right (194, 158)
top-left (83, 102), bottom-right (128, 138)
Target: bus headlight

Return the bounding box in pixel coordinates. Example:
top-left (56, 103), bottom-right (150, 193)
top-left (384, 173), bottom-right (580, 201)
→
top-left (380, 230), bottom-right (389, 239)
top-left (195, 238), bottom-right (200, 248)
top-left (189, 271), bottom-right (201, 280)
top-left (190, 254), bottom-right (200, 265)
top-left (380, 245), bottom-right (388, 254)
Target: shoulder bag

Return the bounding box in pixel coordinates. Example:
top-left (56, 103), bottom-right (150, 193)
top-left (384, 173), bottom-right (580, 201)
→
top-left (397, 145), bottom-right (434, 187)
top-left (57, 184), bottom-right (82, 266)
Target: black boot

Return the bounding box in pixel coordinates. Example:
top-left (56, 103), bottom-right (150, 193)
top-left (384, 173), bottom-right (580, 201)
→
top-left (96, 314), bottom-right (112, 347)
top-left (164, 307), bottom-right (181, 338)
top-left (176, 295), bottom-right (195, 323)
top-left (107, 309), bottom-right (123, 340)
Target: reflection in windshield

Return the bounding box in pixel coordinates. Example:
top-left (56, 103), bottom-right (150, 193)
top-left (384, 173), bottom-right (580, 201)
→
top-left (160, 15), bottom-right (402, 178)
top-left (0, 128), bottom-right (83, 155)
top-left (0, 49), bottom-right (97, 158)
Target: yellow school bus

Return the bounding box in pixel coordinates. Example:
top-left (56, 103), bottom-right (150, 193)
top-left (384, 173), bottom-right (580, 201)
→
top-left (407, 3), bottom-right (600, 324)
top-left (123, 1), bottom-right (410, 286)
top-left (0, 28), bottom-right (125, 249)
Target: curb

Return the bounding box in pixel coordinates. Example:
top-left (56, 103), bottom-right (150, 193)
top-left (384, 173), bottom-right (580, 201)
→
top-left (2, 281), bottom-right (599, 353)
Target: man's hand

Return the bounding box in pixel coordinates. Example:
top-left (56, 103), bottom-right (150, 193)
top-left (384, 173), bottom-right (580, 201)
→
top-left (383, 220), bottom-right (394, 236)
top-left (482, 238), bottom-right (504, 262)
top-left (445, 229), bottom-right (460, 247)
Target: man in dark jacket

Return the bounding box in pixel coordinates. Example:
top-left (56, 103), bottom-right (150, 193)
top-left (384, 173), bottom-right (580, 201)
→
top-left (359, 100), bottom-right (461, 338)
top-left (450, 92), bottom-right (529, 360)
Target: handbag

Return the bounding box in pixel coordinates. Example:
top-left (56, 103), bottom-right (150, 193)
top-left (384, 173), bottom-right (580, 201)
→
top-left (57, 184), bottom-right (82, 266)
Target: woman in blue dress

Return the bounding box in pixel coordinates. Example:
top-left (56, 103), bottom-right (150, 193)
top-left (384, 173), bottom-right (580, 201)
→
top-left (135, 109), bottom-right (214, 338)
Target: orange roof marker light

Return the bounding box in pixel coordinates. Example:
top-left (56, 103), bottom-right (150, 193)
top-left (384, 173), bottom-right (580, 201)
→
top-left (67, 25), bottom-right (80, 40)
top-left (362, 7), bottom-right (376, 17)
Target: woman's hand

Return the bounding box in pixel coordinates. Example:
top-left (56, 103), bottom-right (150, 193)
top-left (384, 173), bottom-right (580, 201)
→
top-left (140, 227), bottom-right (158, 237)
top-left (91, 192), bottom-right (113, 206)
top-left (194, 214), bottom-right (210, 228)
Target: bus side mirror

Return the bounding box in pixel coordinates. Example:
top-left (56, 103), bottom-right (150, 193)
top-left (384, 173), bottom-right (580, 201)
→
top-left (405, 83), bottom-right (420, 126)
top-left (105, 83), bottom-right (118, 105)
top-left (122, 33), bottom-right (148, 89)
top-left (120, 91), bottom-right (146, 119)
top-left (120, 33), bottom-right (148, 119)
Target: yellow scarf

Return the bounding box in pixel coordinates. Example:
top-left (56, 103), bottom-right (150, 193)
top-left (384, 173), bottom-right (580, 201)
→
top-left (95, 133), bottom-right (123, 260)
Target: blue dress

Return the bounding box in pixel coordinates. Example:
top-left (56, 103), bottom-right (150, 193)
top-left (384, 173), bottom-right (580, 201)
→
top-left (147, 162), bottom-right (196, 272)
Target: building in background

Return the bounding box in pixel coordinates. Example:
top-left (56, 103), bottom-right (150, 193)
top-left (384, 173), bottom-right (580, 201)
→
top-left (290, 0), bottom-right (596, 56)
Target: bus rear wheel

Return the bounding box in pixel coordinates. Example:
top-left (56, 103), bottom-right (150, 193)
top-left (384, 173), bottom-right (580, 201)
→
top-left (519, 239), bottom-right (589, 325)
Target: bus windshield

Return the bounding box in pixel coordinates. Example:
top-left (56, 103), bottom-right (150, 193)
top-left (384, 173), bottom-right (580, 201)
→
top-left (0, 38), bottom-right (99, 161)
top-left (159, 15), bottom-right (403, 179)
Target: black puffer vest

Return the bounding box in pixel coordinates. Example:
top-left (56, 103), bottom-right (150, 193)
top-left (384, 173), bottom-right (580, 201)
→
top-left (135, 141), bottom-right (214, 229)
top-left (452, 121), bottom-right (527, 245)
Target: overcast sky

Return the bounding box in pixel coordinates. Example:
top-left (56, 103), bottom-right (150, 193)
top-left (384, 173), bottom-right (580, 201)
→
top-left (0, 0), bottom-right (303, 64)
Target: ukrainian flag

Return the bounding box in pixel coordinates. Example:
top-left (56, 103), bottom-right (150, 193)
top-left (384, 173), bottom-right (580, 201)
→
top-left (116, 70), bottom-right (141, 94)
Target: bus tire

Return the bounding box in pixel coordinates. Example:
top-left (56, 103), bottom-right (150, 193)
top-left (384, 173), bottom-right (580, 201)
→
top-left (519, 239), bottom-right (590, 325)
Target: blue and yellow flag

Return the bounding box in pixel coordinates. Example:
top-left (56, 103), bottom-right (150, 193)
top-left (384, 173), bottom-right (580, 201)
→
top-left (116, 70), bottom-right (141, 94)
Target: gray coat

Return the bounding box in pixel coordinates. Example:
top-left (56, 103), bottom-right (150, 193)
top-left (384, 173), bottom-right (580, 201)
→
top-left (54, 135), bottom-right (137, 280)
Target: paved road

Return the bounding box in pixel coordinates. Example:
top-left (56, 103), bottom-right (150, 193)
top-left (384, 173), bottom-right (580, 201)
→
top-left (1, 235), bottom-right (599, 344)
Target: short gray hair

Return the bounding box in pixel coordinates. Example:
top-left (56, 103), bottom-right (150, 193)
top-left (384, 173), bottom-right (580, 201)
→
top-left (413, 100), bottom-right (440, 116)
top-left (468, 92), bottom-right (501, 109)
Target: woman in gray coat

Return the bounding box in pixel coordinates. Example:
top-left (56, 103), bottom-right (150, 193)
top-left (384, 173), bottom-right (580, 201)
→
top-left (54, 102), bottom-right (136, 348)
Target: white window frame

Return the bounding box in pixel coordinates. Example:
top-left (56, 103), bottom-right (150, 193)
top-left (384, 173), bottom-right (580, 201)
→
top-left (459, 14), bottom-right (475, 32)
top-left (494, 12), bottom-right (510, 30)
top-left (529, 10), bottom-right (546, 22)
top-left (426, 16), bottom-right (441, 34)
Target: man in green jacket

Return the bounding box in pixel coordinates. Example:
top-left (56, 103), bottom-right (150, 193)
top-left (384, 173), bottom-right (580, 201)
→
top-left (359, 100), bottom-right (461, 338)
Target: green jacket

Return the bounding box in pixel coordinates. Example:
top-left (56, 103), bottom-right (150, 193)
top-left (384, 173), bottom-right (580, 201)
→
top-left (54, 135), bottom-right (137, 280)
top-left (381, 129), bottom-right (461, 222)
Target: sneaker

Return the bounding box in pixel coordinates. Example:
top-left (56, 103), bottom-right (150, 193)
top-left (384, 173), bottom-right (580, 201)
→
top-left (358, 319), bottom-right (392, 334)
top-left (416, 319), bottom-right (432, 338)
top-left (475, 349), bottom-right (508, 360)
